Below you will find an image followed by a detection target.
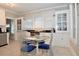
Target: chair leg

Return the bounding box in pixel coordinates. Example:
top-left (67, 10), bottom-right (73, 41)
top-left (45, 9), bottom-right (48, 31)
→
top-left (43, 49), bottom-right (49, 56)
top-left (38, 49), bottom-right (44, 55)
top-left (39, 49), bottom-right (47, 55)
top-left (45, 50), bottom-right (49, 55)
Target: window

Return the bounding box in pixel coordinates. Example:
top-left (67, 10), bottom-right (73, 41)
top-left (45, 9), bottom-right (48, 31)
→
top-left (56, 11), bottom-right (68, 31)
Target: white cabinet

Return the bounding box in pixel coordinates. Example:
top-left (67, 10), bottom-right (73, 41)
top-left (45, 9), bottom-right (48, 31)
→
top-left (0, 33), bottom-right (9, 46)
top-left (22, 16), bottom-right (44, 30)
top-left (0, 8), bottom-right (5, 25)
top-left (22, 18), bottom-right (33, 30)
top-left (34, 16), bottom-right (44, 30)
top-left (44, 19), bottom-right (53, 30)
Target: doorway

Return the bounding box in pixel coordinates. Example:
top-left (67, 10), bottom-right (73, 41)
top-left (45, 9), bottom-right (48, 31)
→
top-left (6, 18), bottom-right (15, 40)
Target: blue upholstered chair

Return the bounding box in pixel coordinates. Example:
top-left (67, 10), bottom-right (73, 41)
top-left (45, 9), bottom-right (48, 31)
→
top-left (21, 44), bottom-right (36, 52)
top-left (21, 40), bottom-right (36, 55)
top-left (38, 43), bottom-right (49, 49)
top-left (38, 40), bottom-right (49, 49)
top-left (38, 41), bottom-right (50, 54)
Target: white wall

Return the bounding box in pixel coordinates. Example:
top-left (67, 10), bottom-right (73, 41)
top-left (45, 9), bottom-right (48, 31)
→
top-left (69, 4), bottom-right (77, 45)
top-left (71, 3), bottom-right (79, 46)
top-left (0, 7), bottom-right (6, 25)
top-left (0, 7), bottom-right (6, 32)
top-left (76, 4), bottom-right (79, 46)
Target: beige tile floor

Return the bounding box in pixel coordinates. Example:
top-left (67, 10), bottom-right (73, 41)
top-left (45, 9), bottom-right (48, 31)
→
top-left (0, 40), bottom-right (21, 56)
top-left (0, 40), bottom-right (74, 56)
top-left (53, 46), bottom-right (74, 56)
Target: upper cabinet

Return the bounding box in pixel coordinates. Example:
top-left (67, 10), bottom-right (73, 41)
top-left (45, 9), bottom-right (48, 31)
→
top-left (22, 17), bottom-right (33, 30)
top-left (34, 16), bottom-right (44, 30)
top-left (0, 8), bottom-right (5, 25)
top-left (44, 18), bottom-right (53, 30)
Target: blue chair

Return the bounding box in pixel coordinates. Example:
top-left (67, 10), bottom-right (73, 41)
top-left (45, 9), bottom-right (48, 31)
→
top-left (38, 43), bottom-right (49, 49)
top-left (38, 42), bottom-right (50, 54)
top-left (21, 44), bottom-right (36, 52)
top-left (21, 40), bottom-right (36, 55)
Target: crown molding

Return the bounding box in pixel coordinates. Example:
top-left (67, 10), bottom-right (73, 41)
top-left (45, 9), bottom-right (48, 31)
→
top-left (5, 9), bottom-right (19, 16)
top-left (21, 4), bottom-right (69, 16)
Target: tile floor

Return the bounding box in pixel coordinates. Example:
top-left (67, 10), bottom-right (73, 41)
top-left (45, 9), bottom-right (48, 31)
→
top-left (0, 40), bottom-right (74, 56)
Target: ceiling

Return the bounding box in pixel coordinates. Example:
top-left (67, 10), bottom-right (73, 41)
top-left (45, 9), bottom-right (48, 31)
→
top-left (0, 3), bottom-right (69, 15)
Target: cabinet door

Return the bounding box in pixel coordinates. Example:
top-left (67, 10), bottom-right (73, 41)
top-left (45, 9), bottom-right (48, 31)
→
top-left (0, 8), bottom-right (5, 25)
top-left (22, 18), bottom-right (33, 30)
top-left (44, 19), bottom-right (53, 30)
top-left (34, 16), bottom-right (44, 30)
top-left (0, 34), bottom-right (7, 46)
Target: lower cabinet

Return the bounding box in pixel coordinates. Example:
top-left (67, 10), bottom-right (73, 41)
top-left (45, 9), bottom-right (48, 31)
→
top-left (0, 33), bottom-right (9, 46)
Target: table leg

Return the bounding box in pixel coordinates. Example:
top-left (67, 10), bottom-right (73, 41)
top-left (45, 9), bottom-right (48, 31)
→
top-left (36, 42), bottom-right (39, 55)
